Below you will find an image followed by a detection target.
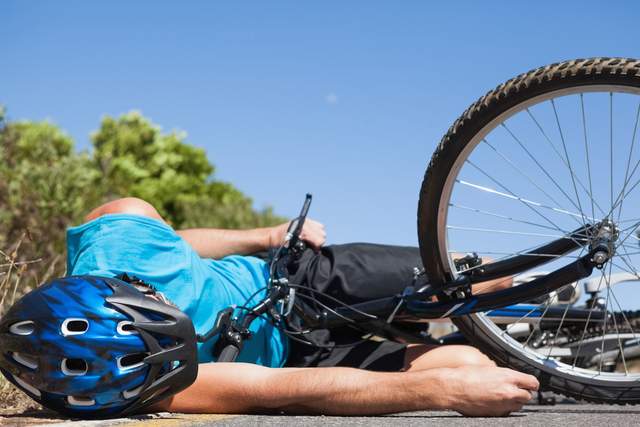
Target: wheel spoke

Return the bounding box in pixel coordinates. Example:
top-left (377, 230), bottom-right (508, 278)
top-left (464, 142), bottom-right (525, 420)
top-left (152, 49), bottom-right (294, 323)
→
top-left (580, 93), bottom-right (596, 221)
top-left (457, 170), bottom-right (583, 234)
top-left (615, 246), bottom-right (640, 279)
top-left (613, 219), bottom-right (640, 249)
top-left (616, 229), bottom-right (640, 245)
top-left (609, 260), bottom-right (640, 280)
top-left (447, 225), bottom-right (572, 239)
top-left (572, 272), bottom-right (605, 369)
top-left (448, 249), bottom-right (580, 260)
top-left (598, 264), bottom-right (613, 374)
top-left (604, 267), bottom-right (629, 375)
top-left (457, 179), bottom-right (591, 222)
top-left (523, 298), bottom-right (555, 348)
top-left (496, 128), bottom-right (586, 226)
top-left (604, 159), bottom-right (640, 221)
top-left (501, 302), bottom-right (547, 337)
top-left (610, 93), bottom-right (614, 213)
top-left (613, 250), bottom-right (640, 257)
top-left (458, 168), bottom-right (590, 251)
top-left (450, 203), bottom-right (569, 232)
top-left (545, 300), bottom-right (573, 361)
top-left (528, 107), bottom-right (607, 218)
top-left (609, 284), bottom-right (639, 347)
top-left (615, 101), bottom-right (640, 223)
top-left (550, 99), bottom-right (589, 226)
top-left (618, 217), bottom-right (640, 224)
top-left (544, 247), bottom-right (586, 361)
top-left (450, 238), bottom-right (582, 275)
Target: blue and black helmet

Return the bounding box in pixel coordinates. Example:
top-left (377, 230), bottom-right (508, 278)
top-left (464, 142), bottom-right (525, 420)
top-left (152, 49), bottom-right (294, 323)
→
top-left (0, 275), bottom-right (198, 418)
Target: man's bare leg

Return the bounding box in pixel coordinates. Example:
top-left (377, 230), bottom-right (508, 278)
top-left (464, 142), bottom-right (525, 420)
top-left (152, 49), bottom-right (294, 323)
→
top-left (84, 197), bottom-right (166, 222)
top-left (403, 344), bottom-right (495, 372)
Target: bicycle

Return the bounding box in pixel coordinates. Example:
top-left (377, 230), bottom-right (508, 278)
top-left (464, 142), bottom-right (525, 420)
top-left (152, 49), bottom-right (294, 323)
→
top-left (201, 58), bottom-right (640, 404)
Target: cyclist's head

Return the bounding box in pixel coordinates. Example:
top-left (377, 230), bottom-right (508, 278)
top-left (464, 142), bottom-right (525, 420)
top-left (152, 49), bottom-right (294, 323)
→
top-left (0, 275), bottom-right (198, 418)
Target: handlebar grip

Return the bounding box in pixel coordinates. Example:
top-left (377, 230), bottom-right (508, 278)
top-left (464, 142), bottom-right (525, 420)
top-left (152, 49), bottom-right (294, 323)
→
top-left (292, 194), bottom-right (312, 236)
top-left (218, 345), bottom-right (240, 363)
top-left (299, 193), bottom-right (312, 219)
top-left (285, 194), bottom-right (313, 244)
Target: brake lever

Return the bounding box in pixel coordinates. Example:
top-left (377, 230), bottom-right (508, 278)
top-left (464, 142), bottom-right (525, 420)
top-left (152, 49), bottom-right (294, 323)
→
top-left (197, 306), bottom-right (234, 343)
top-left (283, 287), bottom-right (296, 317)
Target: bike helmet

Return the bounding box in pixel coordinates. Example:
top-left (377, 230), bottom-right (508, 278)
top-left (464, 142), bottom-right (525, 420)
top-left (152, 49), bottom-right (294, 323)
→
top-left (0, 275), bottom-right (198, 418)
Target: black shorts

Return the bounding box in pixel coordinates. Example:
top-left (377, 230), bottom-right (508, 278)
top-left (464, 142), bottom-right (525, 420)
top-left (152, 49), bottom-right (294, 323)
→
top-left (282, 243), bottom-right (423, 372)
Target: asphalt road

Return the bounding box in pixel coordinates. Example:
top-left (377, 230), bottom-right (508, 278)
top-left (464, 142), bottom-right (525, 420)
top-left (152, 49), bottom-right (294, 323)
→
top-left (3, 403), bottom-right (640, 427)
top-left (220, 405), bottom-right (640, 427)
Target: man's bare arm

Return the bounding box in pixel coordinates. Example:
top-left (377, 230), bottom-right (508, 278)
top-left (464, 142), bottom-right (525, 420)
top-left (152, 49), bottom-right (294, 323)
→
top-left (177, 219), bottom-right (326, 259)
top-left (176, 227), bottom-right (272, 259)
top-left (154, 362), bottom-right (538, 417)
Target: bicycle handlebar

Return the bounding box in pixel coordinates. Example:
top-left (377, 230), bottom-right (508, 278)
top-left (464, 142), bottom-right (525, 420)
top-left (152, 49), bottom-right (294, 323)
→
top-left (286, 193), bottom-right (312, 246)
top-left (284, 193), bottom-right (312, 259)
top-left (204, 194), bottom-right (313, 363)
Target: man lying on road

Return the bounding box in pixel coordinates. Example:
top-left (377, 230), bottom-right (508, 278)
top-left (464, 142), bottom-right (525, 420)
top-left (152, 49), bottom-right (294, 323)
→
top-left (0, 197), bottom-right (538, 417)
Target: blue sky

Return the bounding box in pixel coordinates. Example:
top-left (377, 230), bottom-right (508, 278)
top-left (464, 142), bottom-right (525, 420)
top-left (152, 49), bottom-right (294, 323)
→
top-left (3, 1), bottom-right (640, 246)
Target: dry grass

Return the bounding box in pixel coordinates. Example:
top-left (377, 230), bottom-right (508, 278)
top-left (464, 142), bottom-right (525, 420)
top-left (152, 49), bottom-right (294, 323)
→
top-left (0, 234), bottom-right (46, 413)
top-left (0, 376), bottom-right (41, 413)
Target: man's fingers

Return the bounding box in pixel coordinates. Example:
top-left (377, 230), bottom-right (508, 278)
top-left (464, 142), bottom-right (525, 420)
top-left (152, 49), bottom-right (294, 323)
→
top-left (513, 373), bottom-right (539, 391)
top-left (301, 218), bottom-right (326, 249)
top-left (306, 218), bottom-right (323, 227)
top-left (513, 388), bottom-right (533, 403)
top-left (306, 238), bottom-right (323, 251)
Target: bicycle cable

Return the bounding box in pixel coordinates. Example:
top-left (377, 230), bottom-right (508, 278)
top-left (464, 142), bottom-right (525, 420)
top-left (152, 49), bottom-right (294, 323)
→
top-left (287, 283), bottom-right (380, 320)
top-left (232, 305), bottom-right (372, 349)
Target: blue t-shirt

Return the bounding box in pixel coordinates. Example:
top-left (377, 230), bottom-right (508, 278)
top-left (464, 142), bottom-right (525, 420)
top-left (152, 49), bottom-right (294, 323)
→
top-left (66, 213), bottom-right (288, 367)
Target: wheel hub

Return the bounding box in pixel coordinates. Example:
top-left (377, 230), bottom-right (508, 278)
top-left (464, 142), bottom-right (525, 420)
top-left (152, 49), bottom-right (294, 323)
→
top-left (589, 219), bottom-right (619, 269)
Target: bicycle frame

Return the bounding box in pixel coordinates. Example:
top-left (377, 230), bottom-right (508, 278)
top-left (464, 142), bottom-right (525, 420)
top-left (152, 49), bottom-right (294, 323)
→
top-left (295, 224), bottom-right (602, 330)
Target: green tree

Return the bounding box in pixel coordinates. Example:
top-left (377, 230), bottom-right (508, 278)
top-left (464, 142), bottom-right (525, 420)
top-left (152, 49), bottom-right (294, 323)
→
top-left (92, 111), bottom-right (284, 228)
top-left (179, 181), bottom-right (284, 229)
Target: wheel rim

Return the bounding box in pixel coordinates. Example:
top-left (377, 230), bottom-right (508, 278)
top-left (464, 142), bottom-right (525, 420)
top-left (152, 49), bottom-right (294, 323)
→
top-left (436, 83), bottom-right (640, 383)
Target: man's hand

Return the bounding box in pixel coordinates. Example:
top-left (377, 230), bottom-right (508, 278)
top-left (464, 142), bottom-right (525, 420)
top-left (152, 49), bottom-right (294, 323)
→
top-left (268, 219), bottom-right (326, 250)
top-left (437, 366), bottom-right (539, 417)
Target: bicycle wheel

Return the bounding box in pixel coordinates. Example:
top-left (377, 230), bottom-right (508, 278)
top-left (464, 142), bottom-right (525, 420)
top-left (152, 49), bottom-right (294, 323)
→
top-left (418, 58), bottom-right (640, 403)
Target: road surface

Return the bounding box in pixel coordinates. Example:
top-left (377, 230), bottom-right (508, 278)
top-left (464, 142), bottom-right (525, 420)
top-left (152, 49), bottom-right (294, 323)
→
top-left (2, 403), bottom-right (639, 427)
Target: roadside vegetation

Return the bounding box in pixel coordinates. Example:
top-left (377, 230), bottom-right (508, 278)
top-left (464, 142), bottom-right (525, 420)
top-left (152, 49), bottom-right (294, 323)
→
top-left (0, 105), bottom-right (284, 411)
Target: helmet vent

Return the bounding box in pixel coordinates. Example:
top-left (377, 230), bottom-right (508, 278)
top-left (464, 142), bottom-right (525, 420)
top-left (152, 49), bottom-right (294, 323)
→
top-left (61, 319), bottom-right (89, 336)
top-left (9, 321), bottom-right (35, 336)
top-left (67, 395), bottom-right (95, 407)
top-left (117, 321), bottom-right (138, 335)
top-left (11, 352), bottom-right (38, 370)
top-left (122, 384), bottom-right (144, 399)
top-left (117, 353), bottom-right (147, 371)
top-left (61, 358), bottom-right (88, 376)
top-left (13, 375), bottom-right (41, 397)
